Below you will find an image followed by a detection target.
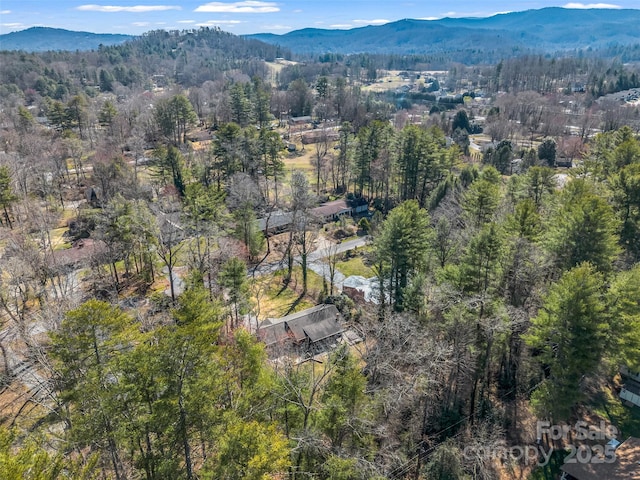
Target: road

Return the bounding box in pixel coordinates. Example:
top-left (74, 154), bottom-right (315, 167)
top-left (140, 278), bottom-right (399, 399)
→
top-left (251, 236), bottom-right (370, 277)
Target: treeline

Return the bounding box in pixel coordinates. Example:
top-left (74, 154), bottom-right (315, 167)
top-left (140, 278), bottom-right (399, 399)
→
top-left (0, 27), bottom-right (289, 98)
top-left (480, 55), bottom-right (640, 97)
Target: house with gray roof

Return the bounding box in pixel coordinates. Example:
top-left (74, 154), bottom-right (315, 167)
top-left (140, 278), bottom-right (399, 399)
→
top-left (257, 304), bottom-right (344, 356)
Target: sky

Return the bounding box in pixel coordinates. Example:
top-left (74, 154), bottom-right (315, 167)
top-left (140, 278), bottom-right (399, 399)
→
top-left (1, 1), bottom-right (638, 36)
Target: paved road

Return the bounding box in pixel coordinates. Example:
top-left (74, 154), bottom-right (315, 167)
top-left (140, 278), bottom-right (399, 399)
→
top-left (251, 236), bottom-right (370, 277)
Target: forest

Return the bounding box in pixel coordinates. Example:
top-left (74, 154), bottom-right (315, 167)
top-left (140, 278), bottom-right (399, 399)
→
top-left (1, 26), bottom-right (640, 480)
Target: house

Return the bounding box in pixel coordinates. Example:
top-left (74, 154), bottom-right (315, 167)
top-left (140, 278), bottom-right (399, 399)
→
top-left (288, 116), bottom-right (312, 125)
top-left (620, 366), bottom-right (640, 408)
top-left (257, 210), bottom-right (294, 235)
top-left (258, 304), bottom-right (344, 356)
top-left (347, 197), bottom-right (369, 215)
top-left (560, 436), bottom-right (640, 480)
top-left (257, 199), bottom-right (354, 236)
top-left (556, 156), bottom-right (574, 168)
top-left (311, 199), bottom-right (352, 221)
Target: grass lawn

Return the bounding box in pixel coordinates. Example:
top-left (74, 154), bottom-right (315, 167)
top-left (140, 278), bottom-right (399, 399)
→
top-left (288, 266), bottom-right (325, 300)
top-left (252, 271), bottom-right (314, 320)
top-left (336, 256), bottom-right (375, 278)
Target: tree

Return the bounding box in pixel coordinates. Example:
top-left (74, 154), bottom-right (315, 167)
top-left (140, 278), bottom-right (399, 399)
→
top-left (318, 345), bottom-right (367, 448)
top-left (66, 95), bottom-right (88, 139)
top-left (537, 137), bottom-right (557, 167)
top-left (525, 263), bottom-right (607, 420)
top-left (423, 439), bottom-right (468, 480)
top-left (98, 100), bottom-right (118, 135)
top-left (16, 105), bottom-right (34, 133)
top-left (260, 129), bottom-right (284, 204)
top-left (525, 166), bottom-right (555, 208)
top-left (545, 179), bottom-right (620, 273)
top-left (155, 94), bottom-right (198, 145)
top-left (203, 420), bottom-right (289, 480)
top-left (219, 257), bottom-right (251, 330)
top-left (282, 170), bottom-right (315, 290)
top-left (608, 265), bottom-right (640, 371)
top-left (152, 145), bottom-right (186, 196)
top-left (463, 167), bottom-right (501, 227)
top-left (375, 200), bottom-right (431, 311)
top-left (212, 122), bottom-right (243, 187)
top-left (451, 109), bottom-right (471, 133)
top-left (483, 140), bottom-right (512, 174)
top-left (50, 300), bottom-right (136, 480)
top-left (228, 82), bottom-right (252, 127)
top-left (460, 222), bottom-right (503, 295)
top-left (0, 166), bottom-right (17, 229)
top-left (610, 163), bottom-right (640, 260)
top-left (233, 205), bottom-right (264, 259)
top-left (287, 78), bottom-right (313, 117)
top-left (432, 216), bottom-right (459, 268)
top-left (0, 427), bottom-right (98, 480)
top-left (99, 69), bottom-right (115, 92)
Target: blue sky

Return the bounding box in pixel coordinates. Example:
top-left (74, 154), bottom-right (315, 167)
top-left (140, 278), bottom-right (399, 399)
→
top-left (1, 1), bottom-right (638, 35)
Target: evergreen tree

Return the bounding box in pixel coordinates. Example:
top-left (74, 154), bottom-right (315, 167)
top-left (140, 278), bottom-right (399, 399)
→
top-left (0, 166), bottom-right (17, 229)
top-left (374, 200), bottom-right (431, 311)
top-left (537, 137), bottom-right (557, 167)
top-left (525, 263), bottom-right (607, 420)
top-left (545, 179), bottom-right (620, 273)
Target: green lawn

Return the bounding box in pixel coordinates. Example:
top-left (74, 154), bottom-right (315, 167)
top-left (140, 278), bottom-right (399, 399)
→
top-left (336, 256), bottom-right (375, 278)
top-left (252, 271), bottom-right (315, 320)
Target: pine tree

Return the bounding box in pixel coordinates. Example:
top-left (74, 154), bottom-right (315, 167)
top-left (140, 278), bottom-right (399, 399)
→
top-left (525, 263), bottom-right (607, 420)
top-left (374, 200), bottom-right (431, 311)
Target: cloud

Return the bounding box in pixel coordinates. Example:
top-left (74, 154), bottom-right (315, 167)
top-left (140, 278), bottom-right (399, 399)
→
top-left (563, 2), bottom-right (622, 7)
top-left (352, 19), bottom-right (389, 25)
top-left (194, 1), bottom-right (279, 13)
top-left (1, 10), bottom-right (11, 14)
top-left (292, 9), bottom-right (302, 13)
top-left (178, 19), bottom-right (195, 23)
top-left (196, 19), bottom-right (243, 26)
top-left (330, 24), bottom-right (352, 28)
top-left (418, 16), bottom-right (439, 20)
top-left (132, 21), bottom-right (150, 26)
top-left (77, 4), bottom-right (181, 12)
top-left (1, 22), bottom-right (23, 27)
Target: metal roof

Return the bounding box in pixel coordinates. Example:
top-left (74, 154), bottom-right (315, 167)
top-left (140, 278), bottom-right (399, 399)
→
top-left (561, 436), bottom-right (640, 480)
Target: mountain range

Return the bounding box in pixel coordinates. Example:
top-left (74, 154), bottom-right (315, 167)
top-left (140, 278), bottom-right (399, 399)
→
top-left (247, 7), bottom-right (640, 56)
top-left (0, 27), bottom-right (132, 52)
top-left (1, 7), bottom-right (640, 58)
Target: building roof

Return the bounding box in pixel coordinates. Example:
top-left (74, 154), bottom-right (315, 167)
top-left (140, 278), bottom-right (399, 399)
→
top-left (258, 304), bottom-right (343, 347)
top-left (258, 321), bottom-right (287, 347)
top-left (257, 210), bottom-right (294, 232)
top-left (311, 199), bottom-right (351, 218)
top-left (561, 436), bottom-right (640, 480)
top-left (302, 316), bottom-right (343, 343)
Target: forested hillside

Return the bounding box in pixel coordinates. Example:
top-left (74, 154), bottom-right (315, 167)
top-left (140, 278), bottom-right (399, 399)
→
top-left (1, 24), bottom-right (640, 480)
top-left (0, 27), bottom-right (133, 52)
top-left (248, 7), bottom-right (640, 59)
